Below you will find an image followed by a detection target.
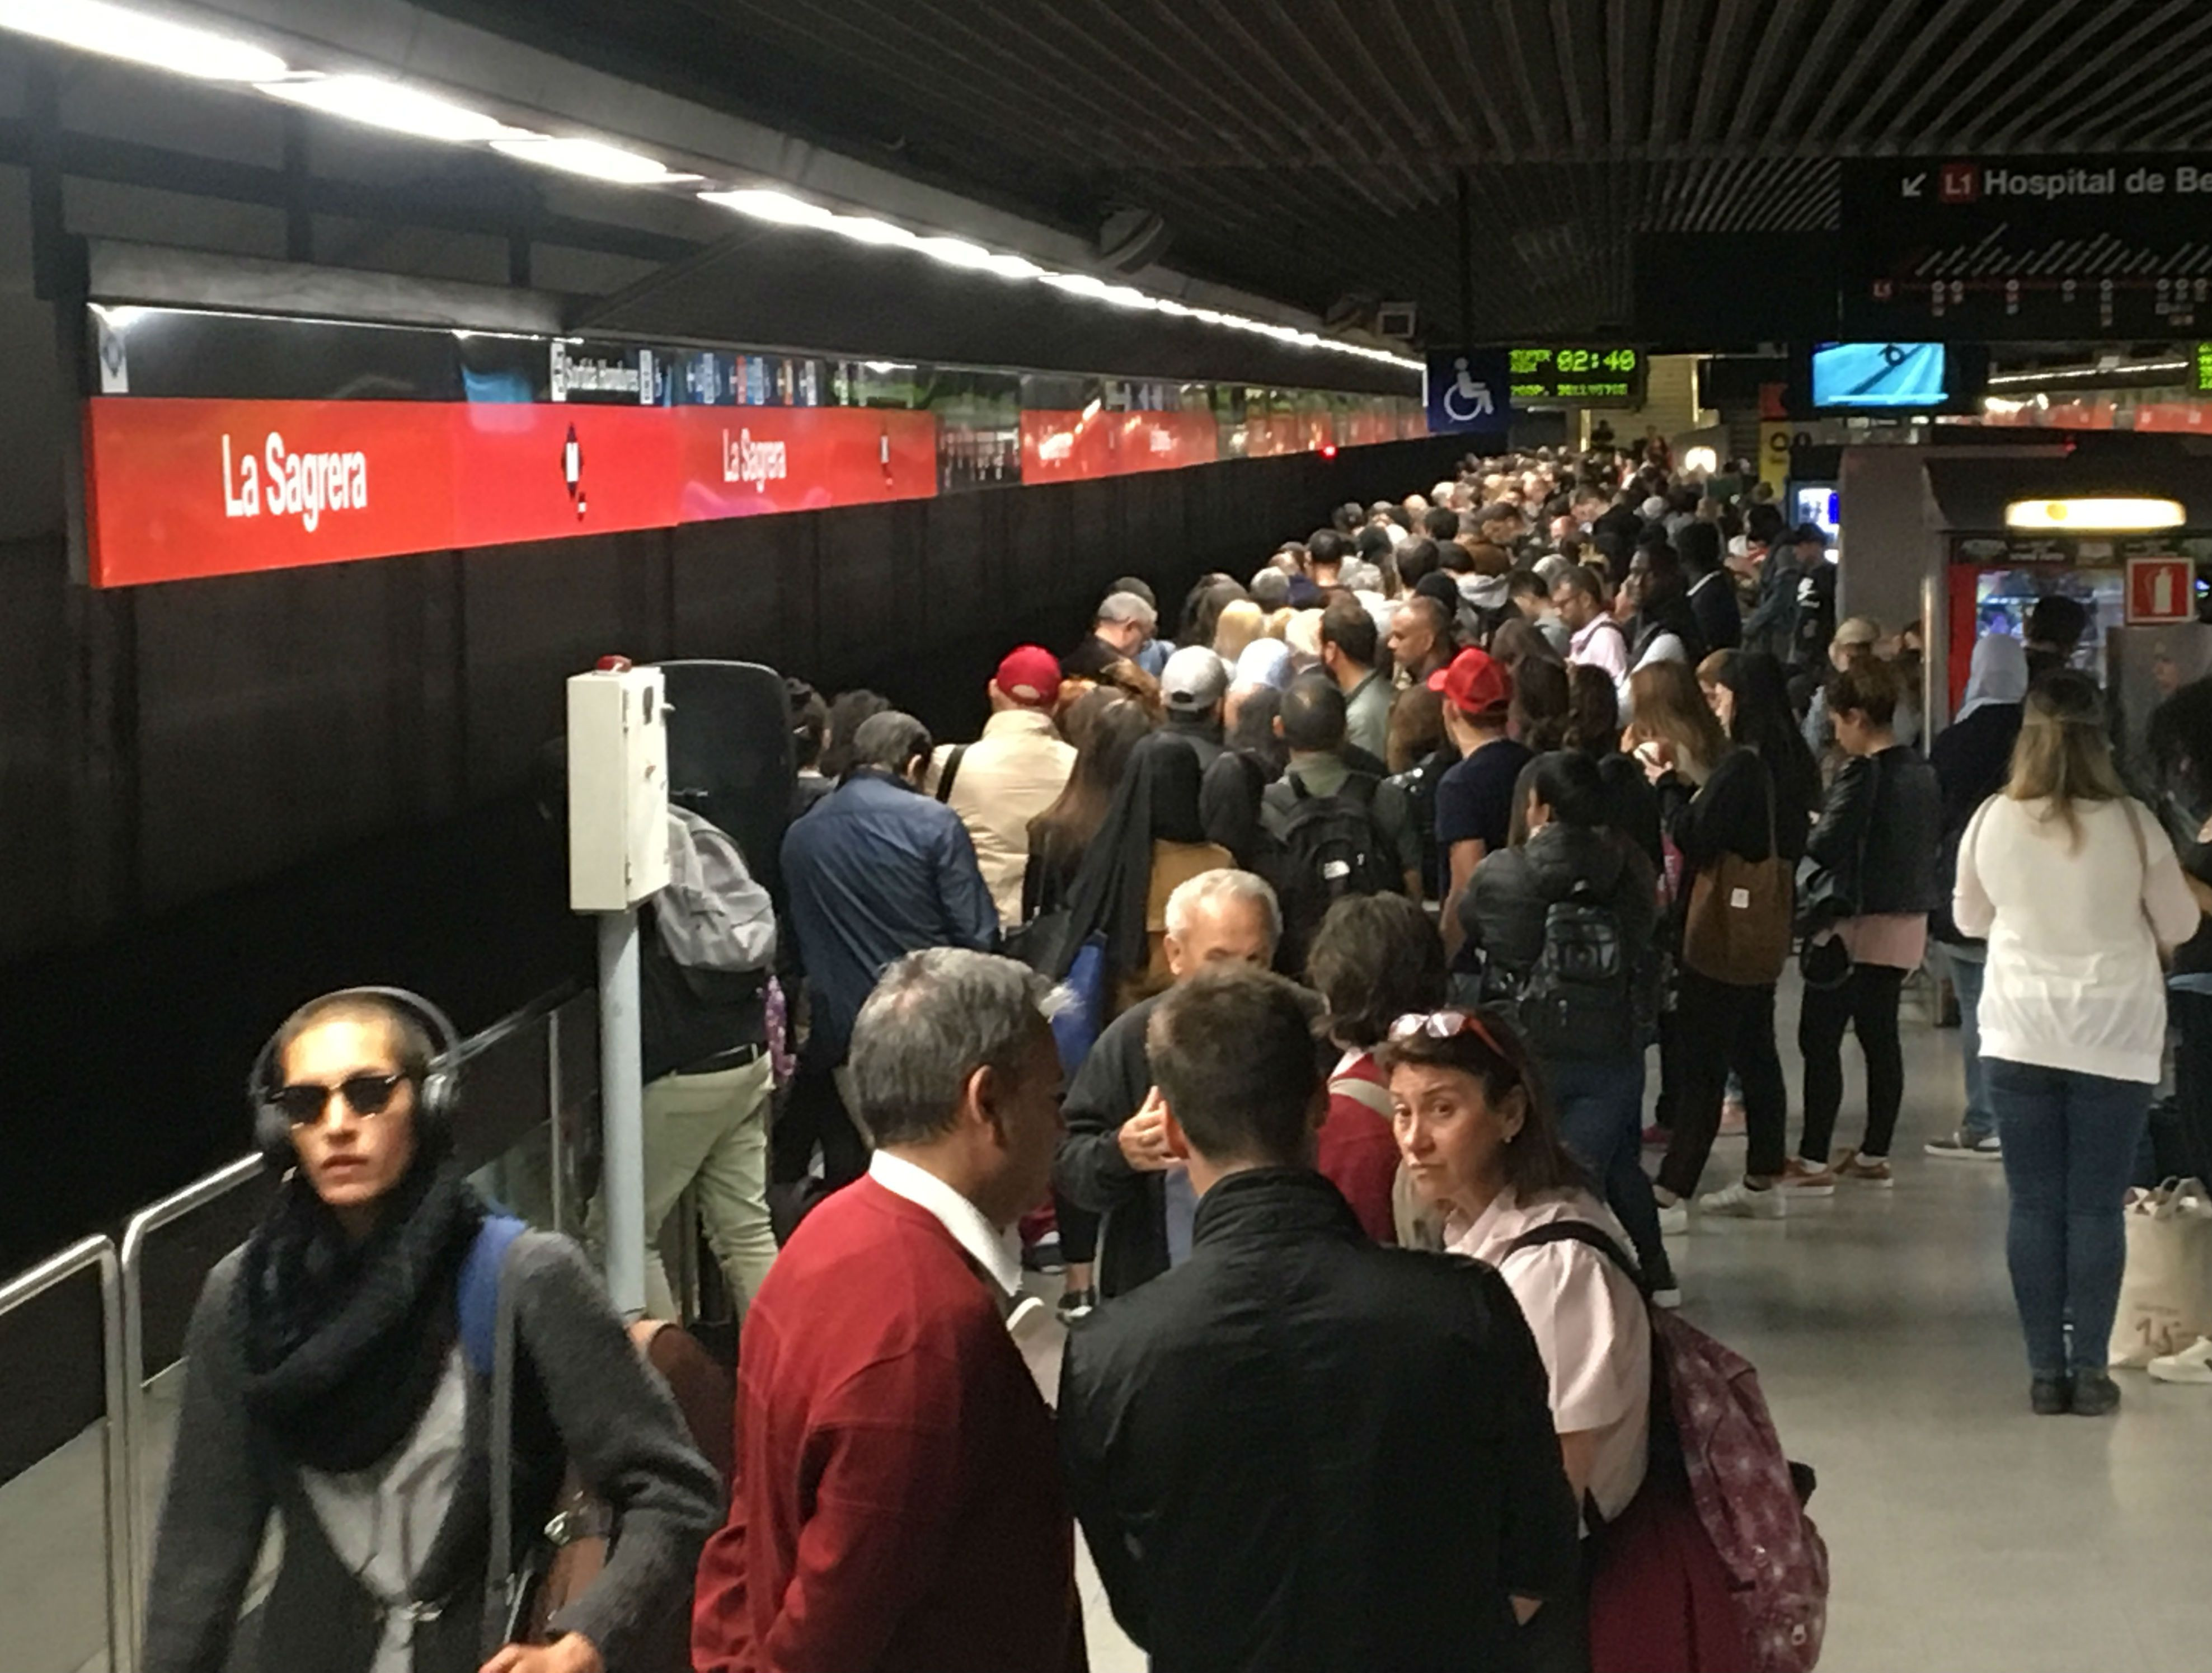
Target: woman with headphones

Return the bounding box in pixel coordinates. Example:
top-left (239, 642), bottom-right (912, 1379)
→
top-left (142, 988), bottom-right (720, 1673)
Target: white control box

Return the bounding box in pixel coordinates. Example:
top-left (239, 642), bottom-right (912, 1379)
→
top-left (567, 664), bottom-right (671, 912)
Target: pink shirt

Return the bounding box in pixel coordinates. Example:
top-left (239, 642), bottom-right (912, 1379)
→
top-left (1447, 1186), bottom-right (1651, 1522)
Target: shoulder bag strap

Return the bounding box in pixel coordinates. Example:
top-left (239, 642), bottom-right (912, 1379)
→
top-left (1501, 1219), bottom-right (1651, 1300)
top-left (934, 744), bottom-right (968, 804)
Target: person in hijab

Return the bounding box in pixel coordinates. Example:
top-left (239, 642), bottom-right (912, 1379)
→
top-left (144, 990), bottom-right (719, 1673)
top-left (1925, 633), bottom-right (2030, 1159)
top-left (1056, 732), bottom-right (1236, 1015)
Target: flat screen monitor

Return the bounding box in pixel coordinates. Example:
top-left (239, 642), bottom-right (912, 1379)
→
top-left (1811, 341), bottom-right (1949, 410)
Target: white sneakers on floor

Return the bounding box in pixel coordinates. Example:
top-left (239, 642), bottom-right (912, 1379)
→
top-left (1925, 1130), bottom-right (2002, 1160)
top-left (1698, 1181), bottom-right (1787, 1220)
top-left (2148, 1338), bottom-right (2212, 1384)
top-left (1656, 1199), bottom-right (1689, 1238)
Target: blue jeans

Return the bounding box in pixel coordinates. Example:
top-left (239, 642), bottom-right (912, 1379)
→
top-left (1549, 1055), bottom-right (1673, 1289)
top-left (1985, 1058), bottom-right (2152, 1377)
top-left (1946, 946), bottom-right (1992, 1142)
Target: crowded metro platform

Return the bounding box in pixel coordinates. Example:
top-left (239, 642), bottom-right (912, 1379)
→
top-left (11, 4), bottom-right (2212, 1673)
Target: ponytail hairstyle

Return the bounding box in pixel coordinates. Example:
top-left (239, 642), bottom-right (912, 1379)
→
top-left (2005, 669), bottom-right (2127, 852)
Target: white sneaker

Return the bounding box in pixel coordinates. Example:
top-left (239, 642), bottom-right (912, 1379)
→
top-left (1924, 1130), bottom-right (2002, 1160)
top-left (1698, 1181), bottom-right (1787, 1220)
top-left (1656, 1200), bottom-right (1689, 1238)
top-left (1651, 1285), bottom-right (1684, 1310)
top-left (2148, 1337), bottom-right (2212, 1384)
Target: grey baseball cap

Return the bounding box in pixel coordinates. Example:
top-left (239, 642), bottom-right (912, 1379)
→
top-left (1161, 645), bottom-right (1229, 713)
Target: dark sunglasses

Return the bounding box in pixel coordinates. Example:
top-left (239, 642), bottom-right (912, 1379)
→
top-left (274, 1072), bottom-right (408, 1128)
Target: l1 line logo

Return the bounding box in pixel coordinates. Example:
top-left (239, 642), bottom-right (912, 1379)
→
top-left (83, 398), bottom-right (938, 587)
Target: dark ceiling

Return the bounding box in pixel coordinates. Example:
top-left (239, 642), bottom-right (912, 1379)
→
top-left (429, 0), bottom-right (2212, 340)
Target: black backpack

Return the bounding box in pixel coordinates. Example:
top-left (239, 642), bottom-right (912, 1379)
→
top-left (1270, 772), bottom-right (1403, 967)
top-left (1516, 881), bottom-right (1638, 1061)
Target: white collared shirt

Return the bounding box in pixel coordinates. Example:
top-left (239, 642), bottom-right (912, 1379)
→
top-left (868, 1149), bottom-right (1023, 1297)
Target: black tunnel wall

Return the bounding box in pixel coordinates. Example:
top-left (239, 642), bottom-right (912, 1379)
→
top-left (2, 433), bottom-right (1466, 1270)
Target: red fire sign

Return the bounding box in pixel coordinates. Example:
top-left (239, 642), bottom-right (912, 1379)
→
top-left (2126, 555), bottom-right (2196, 625)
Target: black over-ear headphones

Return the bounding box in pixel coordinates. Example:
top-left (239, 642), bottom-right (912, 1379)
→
top-left (249, 986), bottom-right (463, 1166)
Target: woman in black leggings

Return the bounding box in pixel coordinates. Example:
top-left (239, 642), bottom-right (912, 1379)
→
top-left (1793, 660), bottom-right (1943, 1189)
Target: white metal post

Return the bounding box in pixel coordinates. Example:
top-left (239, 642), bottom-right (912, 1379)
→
top-left (597, 907), bottom-right (647, 1318)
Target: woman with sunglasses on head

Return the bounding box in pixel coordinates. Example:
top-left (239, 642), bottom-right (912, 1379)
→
top-left (144, 990), bottom-right (720, 1673)
top-left (1386, 1006), bottom-right (1651, 1673)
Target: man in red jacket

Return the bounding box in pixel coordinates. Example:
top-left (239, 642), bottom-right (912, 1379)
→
top-left (693, 948), bottom-right (1086, 1673)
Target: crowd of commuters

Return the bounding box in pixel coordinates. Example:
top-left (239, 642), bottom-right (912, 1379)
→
top-left (146, 429), bottom-right (2212, 1673)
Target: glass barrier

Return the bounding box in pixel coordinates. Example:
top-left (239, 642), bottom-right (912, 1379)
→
top-left (0, 1237), bottom-right (133, 1673)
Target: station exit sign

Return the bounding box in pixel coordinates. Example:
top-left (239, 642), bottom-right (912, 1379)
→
top-left (1506, 346), bottom-right (1645, 407)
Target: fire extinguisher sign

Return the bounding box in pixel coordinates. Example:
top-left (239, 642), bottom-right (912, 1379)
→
top-left (2126, 555), bottom-right (2196, 625)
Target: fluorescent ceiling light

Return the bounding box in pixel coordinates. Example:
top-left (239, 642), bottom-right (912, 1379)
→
top-left (490, 135), bottom-right (699, 185)
top-left (699, 188), bottom-right (837, 228)
top-left (1041, 272), bottom-right (1111, 298)
top-left (0, 0), bottom-right (289, 81)
top-left (915, 235), bottom-right (998, 270)
top-left (2006, 497), bottom-right (2186, 532)
top-left (828, 214), bottom-right (918, 248)
top-left (257, 75), bottom-right (529, 145)
top-left (983, 254), bottom-right (1044, 281)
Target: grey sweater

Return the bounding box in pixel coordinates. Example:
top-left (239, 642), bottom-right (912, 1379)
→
top-left (143, 1233), bottom-right (722, 1673)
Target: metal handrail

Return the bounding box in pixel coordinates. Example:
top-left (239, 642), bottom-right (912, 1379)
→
top-left (0, 1236), bottom-right (134, 1673)
top-left (117, 1154), bottom-right (266, 1647)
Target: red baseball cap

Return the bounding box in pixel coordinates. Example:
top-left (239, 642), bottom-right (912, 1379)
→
top-left (1428, 646), bottom-right (1514, 715)
top-left (995, 645), bottom-right (1063, 707)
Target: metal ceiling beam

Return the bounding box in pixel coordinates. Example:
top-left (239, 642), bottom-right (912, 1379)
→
top-left (1980, 0), bottom-right (2211, 152)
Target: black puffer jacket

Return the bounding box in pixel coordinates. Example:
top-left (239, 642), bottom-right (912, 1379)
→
top-left (1805, 744), bottom-right (1944, 917)
top-left (1460, 822), bottom-right (1659, 1001)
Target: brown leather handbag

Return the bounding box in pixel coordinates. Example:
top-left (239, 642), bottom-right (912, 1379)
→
top-left (1681, 762), bottom-right (1792, 986)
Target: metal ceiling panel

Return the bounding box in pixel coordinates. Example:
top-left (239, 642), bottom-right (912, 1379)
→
top-left (425, 0), bottom-right (2212, 336)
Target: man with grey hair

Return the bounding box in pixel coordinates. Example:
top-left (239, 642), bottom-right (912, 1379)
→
top-left (694, 948), bottom-right (1086, 1673)
top-left (1054, 868), bottom-right (1281, 1309)
top-left (781, 710), bottom-right (998, 1187)
top-left (1062, 588), bottom-right (1159, 679)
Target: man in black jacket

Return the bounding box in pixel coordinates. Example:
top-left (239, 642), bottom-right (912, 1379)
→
top-left (1058, 967), bottom-right (1580, 1673)
top-left (1051, 870), bottom-right (1279, 1300)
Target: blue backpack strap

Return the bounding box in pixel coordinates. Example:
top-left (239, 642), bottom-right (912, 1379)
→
top-left (458, 1214), bottom-right (529, 1380)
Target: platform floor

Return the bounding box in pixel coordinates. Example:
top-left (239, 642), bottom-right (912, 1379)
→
top-left (11, 985), bottom-right (2212, 1672)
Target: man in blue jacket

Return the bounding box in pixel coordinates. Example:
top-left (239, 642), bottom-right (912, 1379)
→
top-left (781, 710), bottom-right (998, 1184)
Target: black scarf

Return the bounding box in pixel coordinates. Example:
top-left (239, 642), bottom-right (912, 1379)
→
top-left (1054, 731), bottom-right (1208, 985)
top-left (236, 1153), bottom-right (486, 1474)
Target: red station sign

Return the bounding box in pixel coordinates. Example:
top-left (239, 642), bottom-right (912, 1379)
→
top-left (83, 398), bottom-right (942, 587)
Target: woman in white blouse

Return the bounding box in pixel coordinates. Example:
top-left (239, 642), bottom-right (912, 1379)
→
top-left (1955, 669), bottom-right (2199, 1418)
top-left (1386, 1006), bottom-right (1651, 1668)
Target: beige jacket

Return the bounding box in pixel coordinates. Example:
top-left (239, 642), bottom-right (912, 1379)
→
top-left (928, 709), bottom-right (1076, 927)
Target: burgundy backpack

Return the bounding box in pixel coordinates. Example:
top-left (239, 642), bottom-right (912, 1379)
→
top-left (1507, 1222), bottom-right (1830, 1673)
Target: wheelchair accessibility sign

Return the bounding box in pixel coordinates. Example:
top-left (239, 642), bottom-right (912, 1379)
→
top-left (1424, 349), bottom-right (1512, 438)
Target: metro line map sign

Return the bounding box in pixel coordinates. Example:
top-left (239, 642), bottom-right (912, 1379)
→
top-left (1842, 154), bottom-right (2212, 338)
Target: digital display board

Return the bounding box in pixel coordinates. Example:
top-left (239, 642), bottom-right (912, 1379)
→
top-left (2196, 342), bottom-right (2212, 395)
top-left (1506, 346), bottom-right (1645, 406)
top-left (1842, 153), bottom-right (2212, 339)
top-left (1810, 342), bottom-right (1950, 410)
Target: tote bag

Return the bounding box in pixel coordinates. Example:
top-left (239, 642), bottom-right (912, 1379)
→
top-left (1682, 766), bottom-right (1792, 987)
top-left (2109, 1178), bottom-right (2212, 1367)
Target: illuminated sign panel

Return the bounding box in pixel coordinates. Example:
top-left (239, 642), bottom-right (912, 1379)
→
top-left (2196, 342), bottom-right (2212, 394)
top-left (1506, 346), bottom-right (1645, 406)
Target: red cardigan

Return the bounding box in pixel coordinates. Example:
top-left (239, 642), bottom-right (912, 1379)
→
top-left (1320, 1051), bottom-right (1402, 1244)
top-left (692, 1176), bottom-right (1086, 1673)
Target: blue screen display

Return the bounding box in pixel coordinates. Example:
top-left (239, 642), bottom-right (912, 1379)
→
top-left (1811, 341), bottom-right (1949, 409)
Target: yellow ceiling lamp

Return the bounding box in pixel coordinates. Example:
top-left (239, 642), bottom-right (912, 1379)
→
top-left (2004, 497), bottom-right (2186, 532)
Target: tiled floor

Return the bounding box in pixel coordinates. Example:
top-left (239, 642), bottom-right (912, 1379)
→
top-left (1021, 985), bottom-right (2212, 1673)
top-left (12, 985), bottom-right (2212, 1672)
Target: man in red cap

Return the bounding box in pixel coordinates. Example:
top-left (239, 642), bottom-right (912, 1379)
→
top-left (927, 646), bottom-right (1077, 926)
top-left (1429, 646), bottom-right (1530, 962)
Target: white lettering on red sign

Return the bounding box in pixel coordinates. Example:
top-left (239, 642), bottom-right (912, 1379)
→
top-left (721, 427), bottom-right (788, 492)
top-left (1148, 427), bottom-right (1175, 454)
top-left (222, 433), bottom-right (367, 532)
